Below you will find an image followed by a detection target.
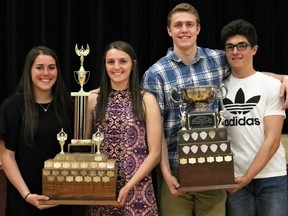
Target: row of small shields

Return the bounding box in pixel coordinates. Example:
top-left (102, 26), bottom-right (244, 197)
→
top-left (181, 143), bottom-right (228, 154)
top-left (182, 130), bottom-right (225, 141)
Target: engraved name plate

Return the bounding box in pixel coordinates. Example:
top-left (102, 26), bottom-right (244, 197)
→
top-left (188, 112), bottom-right (217, 128)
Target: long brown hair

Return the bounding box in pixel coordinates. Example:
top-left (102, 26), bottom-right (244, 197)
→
top-left (16, 46), bottom-right (73, 146)
top-left (95, 41), bottom-right (144, 123)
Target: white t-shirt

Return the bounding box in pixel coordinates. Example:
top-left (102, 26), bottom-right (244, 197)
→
top-left (223, 72), bottom-right (286, 178)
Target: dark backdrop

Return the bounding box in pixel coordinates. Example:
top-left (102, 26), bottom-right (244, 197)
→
top-left (1, 0), bottom-right (287, 132)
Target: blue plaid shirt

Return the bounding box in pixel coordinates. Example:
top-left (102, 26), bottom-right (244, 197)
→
top-left (141, 47), bottom-right (230, 170)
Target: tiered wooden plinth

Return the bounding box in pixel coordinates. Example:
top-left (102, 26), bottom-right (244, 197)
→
top-left (178, 127), bottom-right (237, 192)
top-left (40, 153), bottom-right (118, 205)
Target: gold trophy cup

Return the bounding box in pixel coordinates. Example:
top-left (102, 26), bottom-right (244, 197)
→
top-left (171, 85), bottom-right (227, 129)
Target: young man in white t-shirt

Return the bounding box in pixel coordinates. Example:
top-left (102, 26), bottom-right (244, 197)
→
top-left (221, 19), bottom-right (287, 216)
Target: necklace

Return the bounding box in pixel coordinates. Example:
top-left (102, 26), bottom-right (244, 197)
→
top-left (38, 102), bottom-right (52, 112)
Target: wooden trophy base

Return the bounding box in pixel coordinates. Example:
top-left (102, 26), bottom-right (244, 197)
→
top-left (41, 153), bottom-right (118, 205)
top-left (178, 184), bottom-right (238, 193)
top-left (178, 128), bottom-right (238, 192)
top-left (178, 155), bottom-right (238, 192)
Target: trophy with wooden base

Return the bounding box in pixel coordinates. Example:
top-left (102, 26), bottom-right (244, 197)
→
top-left (41, 44), bottom-right (118, 205)
top-left (171, 85), bottom-right (237, 192)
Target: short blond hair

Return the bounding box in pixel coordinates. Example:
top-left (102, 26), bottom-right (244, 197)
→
top-left (167, 3), bottom-right (200, 27)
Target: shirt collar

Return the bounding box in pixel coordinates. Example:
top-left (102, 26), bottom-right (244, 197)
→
top-left (166, 47), bottom-right (206, 65)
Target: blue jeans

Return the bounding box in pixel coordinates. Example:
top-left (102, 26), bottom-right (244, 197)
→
top-left (226, 176), bottom-right (287, 216)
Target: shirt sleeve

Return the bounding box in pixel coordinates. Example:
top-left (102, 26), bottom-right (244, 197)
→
top-left (265, 77), bottom-right (286, 117)
top-left (141, 67), bottom-right (166, 114)
top-left (0, 95), bottom-right (23, 151)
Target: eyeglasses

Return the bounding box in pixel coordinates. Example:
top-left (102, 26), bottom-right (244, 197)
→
top-left (225, 42), bottom-right (251, 52)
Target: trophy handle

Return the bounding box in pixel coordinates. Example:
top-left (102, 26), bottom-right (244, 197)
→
top-left (216, 85), bottom-right (228, 100)
top-left (170, 88), bottom-right (183, 104)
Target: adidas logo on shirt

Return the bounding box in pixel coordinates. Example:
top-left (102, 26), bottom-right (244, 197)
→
top-left (223, 88), bottom-right (260, 127)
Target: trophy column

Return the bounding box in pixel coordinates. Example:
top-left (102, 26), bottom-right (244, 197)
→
top-left (71, 44), bottom-right (90, 141)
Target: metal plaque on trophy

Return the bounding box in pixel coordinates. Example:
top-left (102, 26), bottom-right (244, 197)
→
top-left (41, 44), bottom-right (118, 205)
top-left (172, 85), bottom-right (237, 192)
